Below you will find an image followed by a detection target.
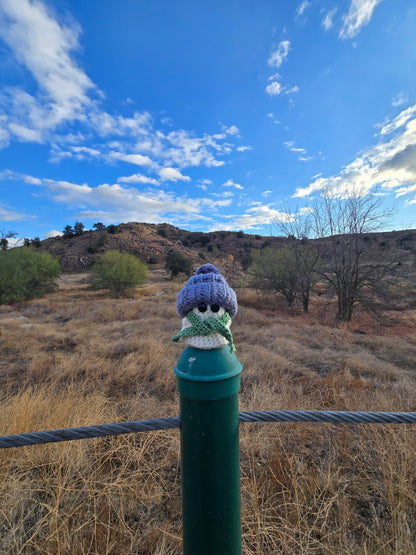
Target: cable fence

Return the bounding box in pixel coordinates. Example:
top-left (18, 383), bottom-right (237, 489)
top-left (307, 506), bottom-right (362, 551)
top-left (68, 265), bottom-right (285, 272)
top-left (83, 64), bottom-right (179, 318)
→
top-left (1, 410), bottom-right (416, 449)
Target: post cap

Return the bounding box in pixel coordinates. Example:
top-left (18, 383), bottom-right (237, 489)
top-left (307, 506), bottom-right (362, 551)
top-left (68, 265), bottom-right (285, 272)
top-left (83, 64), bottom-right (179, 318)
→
top-left (174, 346), bottom-right (242, 400)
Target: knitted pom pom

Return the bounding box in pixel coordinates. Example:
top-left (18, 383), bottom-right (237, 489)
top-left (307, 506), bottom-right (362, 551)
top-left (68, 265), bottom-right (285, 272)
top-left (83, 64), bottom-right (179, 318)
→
top-left (196, 263), bottom-right (220, 275)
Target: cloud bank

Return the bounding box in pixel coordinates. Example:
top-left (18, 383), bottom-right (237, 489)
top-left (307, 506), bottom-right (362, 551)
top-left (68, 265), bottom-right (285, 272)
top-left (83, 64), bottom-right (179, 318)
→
top-left (294, 105), bottom-right (416, 204)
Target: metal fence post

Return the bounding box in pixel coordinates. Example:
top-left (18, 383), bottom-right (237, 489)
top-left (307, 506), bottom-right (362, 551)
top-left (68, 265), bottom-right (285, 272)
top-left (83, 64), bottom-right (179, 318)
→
top-left (175, 344), bottom-right (243, 555)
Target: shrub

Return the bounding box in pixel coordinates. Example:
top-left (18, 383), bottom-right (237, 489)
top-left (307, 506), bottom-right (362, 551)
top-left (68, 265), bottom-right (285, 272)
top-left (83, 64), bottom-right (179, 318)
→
top-left (0, 247), bottom-right (61, 304)
top-left (73, 221), bottom-right (84, 236)
top-left (147, 254), bottom-right (159, 264)
top-left (89, 250), bottom-right (148, 297)
top-left (62, 225), bottom-right (74, 238)
top-left (165, 249), bottom-right (193, 277)
top-left (87, 244), bottom-right (98, 254)
top-left (106, 224), bottom-right (119, 235)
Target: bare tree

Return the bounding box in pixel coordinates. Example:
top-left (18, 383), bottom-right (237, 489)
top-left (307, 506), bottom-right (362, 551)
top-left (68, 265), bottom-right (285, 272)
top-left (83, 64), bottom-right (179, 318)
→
top-left (311, 187), bottom-right (396, 321)
top-left (270, 208), bottom-right (320, 312)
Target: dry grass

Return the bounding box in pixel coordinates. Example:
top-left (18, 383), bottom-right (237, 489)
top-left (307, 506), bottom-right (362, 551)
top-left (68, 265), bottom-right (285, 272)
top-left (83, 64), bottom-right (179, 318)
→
top-left (1, 273), bottom-right (416, 553)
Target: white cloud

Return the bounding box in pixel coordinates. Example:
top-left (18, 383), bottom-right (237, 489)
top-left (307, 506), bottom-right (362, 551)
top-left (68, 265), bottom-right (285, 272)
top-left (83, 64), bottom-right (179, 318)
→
top-left (284, 141), bottom-right (311, 160)
top-left (339, 0), bottom-right (382, 39)
top-left (51, 145), bottom-right (101, 162)
top-left (0, 168), bottom-right (42, 185)
top-left (237, 145), bottom-right (252, 152)
top-left (266, 81), bottom-right (283, 96)
top-left (117, 173), bottom-right (159, 185)
top-left (0, 0), bottom-right (95, 136)
top-left (223, 179), bottom-right (244, 190)
top-left (296, 1), bottom-right (310, 17)
top-left (0, 1), bottom-right (238, 173)
top-left (214, 205), bottom-right (295, 231)
top-left (202, 197), bottom-right (233, 210)
top-left (91, 111), bottom-right (152, 138)
top-left (44, 179), bottom-right (92, 204)
top-left (39, 178), bottom-right (233, 225)
top-left (222, 124), bottom-right (240, 136)
top-left (48, 121), bottom-right (233, 171)
top-left (138, 129), bottom-right (228, 169)
top-left (108, 151), bottom-right (153, 167)
top-left (322, 8), bottom-right (338, 31)
top-left (72, 146), bottom-right (100, 158)
top-left (395, 183), bottom-right (416, 198)
top-left (0, 202), bottom-right (28, 221)
top-left (285, 86), bottom-right (299, 94)
top-left (268, 40), bottom-right (291, 69)
top-left (8, 122), bottom-right (43, 142)
top-left (0, 116), bottom-right (10, 147)
top-left (44, 229), bottom-right (62, 238)
top-left (159, 167), bottom-right (191, 182)
top-left (293, 104), bottom-right (416, 204)
top-left (392, 93), bottom-right (408, 107)
top-left (265, 71), bottom-right (298, 97)
top-left (378, 105), bottom-right (416, 136)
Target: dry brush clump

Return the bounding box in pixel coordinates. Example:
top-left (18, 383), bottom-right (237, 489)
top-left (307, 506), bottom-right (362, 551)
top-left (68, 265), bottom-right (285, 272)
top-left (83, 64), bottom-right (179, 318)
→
top-left (0, 273), bottom-right (416, 553)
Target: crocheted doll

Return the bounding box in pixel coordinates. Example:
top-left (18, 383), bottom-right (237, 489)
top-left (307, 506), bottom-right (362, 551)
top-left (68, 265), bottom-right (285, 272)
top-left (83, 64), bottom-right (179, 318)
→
top-left (171, 263), bottom-right (237, 353)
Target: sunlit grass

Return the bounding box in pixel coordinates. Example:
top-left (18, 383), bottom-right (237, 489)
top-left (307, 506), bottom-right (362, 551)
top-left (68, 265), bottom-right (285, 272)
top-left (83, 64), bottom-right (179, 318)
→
top-left (0, 273), bottom-right (415, 553)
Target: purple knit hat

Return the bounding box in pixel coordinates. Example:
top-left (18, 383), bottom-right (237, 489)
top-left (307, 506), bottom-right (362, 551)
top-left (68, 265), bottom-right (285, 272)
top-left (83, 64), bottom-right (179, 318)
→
top-left (176, 263), bottom-right (238, 318)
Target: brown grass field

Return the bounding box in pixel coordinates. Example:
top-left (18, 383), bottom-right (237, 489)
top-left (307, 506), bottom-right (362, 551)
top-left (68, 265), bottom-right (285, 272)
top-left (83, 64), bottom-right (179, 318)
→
top-left (1, 271), bottom-right (416, 554)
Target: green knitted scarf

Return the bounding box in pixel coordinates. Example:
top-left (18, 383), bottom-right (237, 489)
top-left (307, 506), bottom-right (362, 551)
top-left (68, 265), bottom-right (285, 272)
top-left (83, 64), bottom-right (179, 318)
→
top-left (171, 310), bottom-right (236, 354)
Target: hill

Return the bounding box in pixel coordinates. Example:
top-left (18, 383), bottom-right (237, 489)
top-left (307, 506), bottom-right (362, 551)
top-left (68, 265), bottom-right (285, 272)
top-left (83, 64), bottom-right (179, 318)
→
top-left (38, 222), bottom-right (416, 281)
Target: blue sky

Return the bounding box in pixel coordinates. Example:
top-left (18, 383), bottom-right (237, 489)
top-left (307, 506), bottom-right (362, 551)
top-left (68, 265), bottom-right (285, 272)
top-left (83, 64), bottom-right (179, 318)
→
top-left (1, 0), bottom-right (416, 241)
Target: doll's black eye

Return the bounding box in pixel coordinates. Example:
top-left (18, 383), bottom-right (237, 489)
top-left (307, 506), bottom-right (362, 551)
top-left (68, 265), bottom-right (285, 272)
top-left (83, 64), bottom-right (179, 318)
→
top-left (197, 303), bottom-right (207, 313)
top-left (211, 304), bottom-right (220, 313)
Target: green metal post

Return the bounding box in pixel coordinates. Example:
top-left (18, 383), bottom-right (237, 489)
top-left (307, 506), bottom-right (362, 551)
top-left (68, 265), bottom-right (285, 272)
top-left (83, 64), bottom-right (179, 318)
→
top-left (175, 345), bottom-right (243, 555)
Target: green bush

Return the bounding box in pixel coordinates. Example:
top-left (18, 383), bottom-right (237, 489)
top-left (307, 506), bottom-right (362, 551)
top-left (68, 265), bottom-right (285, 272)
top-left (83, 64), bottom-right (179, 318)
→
top-left (0, 247), bottom-right (61, 304)
top-left (89, 250), bottom-right (148, 297)
top-left (165, 249), bottom-right (193, 277)
top-left (147, 254), bottom-right (159, 264)
top-left (106, 224), bottom-right (119, 235)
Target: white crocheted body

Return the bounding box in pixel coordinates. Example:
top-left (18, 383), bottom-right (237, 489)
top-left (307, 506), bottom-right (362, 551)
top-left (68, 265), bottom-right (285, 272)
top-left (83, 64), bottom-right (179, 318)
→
top-left (179, 305), bottom-right (231, 350)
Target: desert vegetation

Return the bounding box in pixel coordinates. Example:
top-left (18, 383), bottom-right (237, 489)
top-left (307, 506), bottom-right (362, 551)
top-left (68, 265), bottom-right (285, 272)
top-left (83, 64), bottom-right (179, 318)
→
top-left (0, 247), bottom-right (61, 305)
top-left (1, 267), bottom-right (416, 553)
top-left (89, 250), bottom-right (148, 298)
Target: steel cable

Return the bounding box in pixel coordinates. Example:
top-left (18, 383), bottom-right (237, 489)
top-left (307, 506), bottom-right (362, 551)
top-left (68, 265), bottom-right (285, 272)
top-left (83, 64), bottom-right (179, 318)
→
top-left (1, 410), bottom-right (416, 449)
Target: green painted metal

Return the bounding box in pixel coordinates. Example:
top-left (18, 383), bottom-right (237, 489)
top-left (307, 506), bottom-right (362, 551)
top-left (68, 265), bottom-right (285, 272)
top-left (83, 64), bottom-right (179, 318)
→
top-left (174, 345), bottom-right (242, 400)
top-left (175, 346), bottom-right (243, 555)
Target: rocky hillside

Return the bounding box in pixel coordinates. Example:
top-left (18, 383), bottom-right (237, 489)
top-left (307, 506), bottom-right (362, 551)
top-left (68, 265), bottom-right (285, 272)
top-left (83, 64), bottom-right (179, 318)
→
top-left (38, 222), bottom-right (286, 273)
top-left (38, 222), bottom-right (416, 281)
